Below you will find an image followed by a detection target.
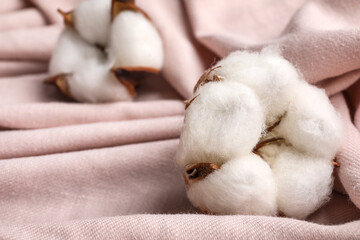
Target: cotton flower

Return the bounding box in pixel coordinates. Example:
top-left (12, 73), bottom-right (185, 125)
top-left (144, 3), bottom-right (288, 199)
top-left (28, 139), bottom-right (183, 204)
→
top-left (47, 0), bottom-right (163, 103)
top-left (176, 47), bottom-right (343, 219)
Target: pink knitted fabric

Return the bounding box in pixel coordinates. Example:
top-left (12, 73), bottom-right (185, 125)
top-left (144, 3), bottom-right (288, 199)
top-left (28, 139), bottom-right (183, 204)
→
top-left (0, 0), bottom-right (359, 239)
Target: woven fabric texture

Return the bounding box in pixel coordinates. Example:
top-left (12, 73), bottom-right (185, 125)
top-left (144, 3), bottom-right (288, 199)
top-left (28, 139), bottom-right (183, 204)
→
top-left (0, 0), bottom-right (360, 239)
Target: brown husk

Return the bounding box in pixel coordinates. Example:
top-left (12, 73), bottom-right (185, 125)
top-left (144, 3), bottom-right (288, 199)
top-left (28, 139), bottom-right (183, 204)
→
top-left (111, 0), bottom-right (151, 21)
top-left (183, 163), bottom-right (220, 187)
top-left (184, 94), bottom-right (200, 110)
top-left (44, 74), bottom-right (73, 99)
top-left (112, 67), bottom-right (160, 97)
top-left (193, 66), bottom-right (223, 93)
top-left (57, 9), bottom-right (74, 27)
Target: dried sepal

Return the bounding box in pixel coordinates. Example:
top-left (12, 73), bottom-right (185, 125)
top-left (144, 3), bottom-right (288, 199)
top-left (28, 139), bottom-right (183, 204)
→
top-left (44, 74), bottom-right (73, 99)
top-left (252, 150), bottom-right (262, 158)
top-left (57, 9), bottom-right (74, 27)
top-left (193, 66), bottom-right (223, 93)
top-left (252, 138), bottom-right (285, 159)
top-left (112, 67), bottom-right (159, 98)
top-left (265, 118), bottom-right (282, 133)
top-left (252, 117), bottom-right (285, 158)
top-left (254, 138), bottom-right (285, 152)
top-left (119, 66), bottom-right (160, 74)
top-left (199, 207), bottom-right (215, 215)
top-left (279, 211), bottom-right (287, 217)
top-left (111, 0), bottom-right (150, 21)
top-left (184, 94), bottom-right (200, 110)
top-left (95, 44), bottom-right (106, 52)
top-left (111, 70), bottom-right (137, 97)
top-left (183, 163), bottom-right (220, 187)
top-left (332, 160), bottom-right (340, 167)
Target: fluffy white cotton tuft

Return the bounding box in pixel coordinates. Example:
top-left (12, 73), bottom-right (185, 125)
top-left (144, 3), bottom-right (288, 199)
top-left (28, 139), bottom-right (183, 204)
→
top-left (49, 1), bottom-right (164, 103)
top-left (275, 83), bottom-right (343, 159)
top-left (271, 147), bottom-right (333, 219)
top-left (187, 154), bottom-right (277, 216)
top-left (208, 47), bottom-right (301, 125)
top-left (177, 47), bottom-right (343, 219)
top-left (67, 59), bottom-right (133, 103)
top-left (49, 28), bottom-right (104, 75)
top-left (176, 81), bottom-right (265, 167)
top-left (109, 10), bottom-right (163, 69)
top-left (73, 0), bottom-right (111, 46)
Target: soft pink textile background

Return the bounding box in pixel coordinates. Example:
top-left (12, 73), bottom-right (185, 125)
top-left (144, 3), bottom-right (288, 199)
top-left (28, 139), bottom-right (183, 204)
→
top-left (0, 0), bottom-right (360, 239)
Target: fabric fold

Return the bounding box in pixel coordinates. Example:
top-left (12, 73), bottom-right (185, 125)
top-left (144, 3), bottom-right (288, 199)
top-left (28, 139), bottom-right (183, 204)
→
top-left (0, 100), bottom-right (184, 129)
top-left (0, 116), bottom-right (183, 159)
top-left (0, 139), bottom-right (190, 224)
top-left (0, 214), bottom-right (359, 240)
top-left (0, 61), bottom-right (47, 77)
top-left (0, 25), bottom-right (61, 61)
top-left (0, 8), bottom-right (46, 31)
top-left (0, 0), bottom-right (28, 14)
top-left (0, 0), bottom-right (360, 239)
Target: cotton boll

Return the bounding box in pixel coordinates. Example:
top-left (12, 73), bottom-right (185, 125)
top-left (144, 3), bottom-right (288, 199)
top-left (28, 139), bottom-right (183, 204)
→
top-left (109, 10), bottom-right (163, 70)
top-left (49, 1), bottom-right (164, 103)
top-left (73, 0), bottom-right (111, 46)
top-left (176, 81), bottom-right (265, 167)
top-left (186, 154), bottom-right (278, 216)
top-left (275, 82), bottom-right (343, 159)
top-left (271, 147), bottom-right (333, 219)
top-left (209, 47), bottom-right (301, 125)
top-left (49, 28), bottom-right (104, 76)
top-left (177, 48), bottom-right (342, 219)
top-left (67, 59), bottom-right (133, 103)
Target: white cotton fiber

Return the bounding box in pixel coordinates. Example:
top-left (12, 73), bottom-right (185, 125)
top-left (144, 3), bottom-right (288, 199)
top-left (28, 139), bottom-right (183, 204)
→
top-left (208, 47), bottom-right (300, 125)
top-left (73, 0), bottom-right (111, 46)
top-left (177, 47), bottom-right (343, 219)
top-left (49, 1), bottom-right (164, 103)
top-left (271, 147), bottom-right (333, 219)
top-left (109, 10), bottom-right (163, 70)
top-left (275, 83), bottom-right (343, 159)
top-left (176, 80), bottom-right (265, 167)
top-left (187, 153), bottom-right (277, 216)
top-left (67, 59), bottom-right (133, 103)
top-left (49, 28), bottom-right (104, 75)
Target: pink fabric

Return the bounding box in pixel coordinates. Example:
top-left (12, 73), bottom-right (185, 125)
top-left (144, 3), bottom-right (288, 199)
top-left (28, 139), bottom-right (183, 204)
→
top-left (0, 0), bottom-right (360, 239)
